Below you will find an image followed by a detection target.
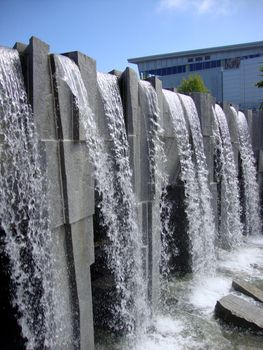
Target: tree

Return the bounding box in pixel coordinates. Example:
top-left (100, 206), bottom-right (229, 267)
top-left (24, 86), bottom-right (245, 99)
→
top-left (256, 67), bottom-right (263, 110)
top-left (177, 74), bottom-right (209, 94)
top-left (255, 66), bottom-right (263, 88)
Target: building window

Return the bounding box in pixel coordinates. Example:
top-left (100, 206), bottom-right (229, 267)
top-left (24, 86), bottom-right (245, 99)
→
top-left (188, 58), bottom-right (193, 62)
top-left (195, 56), bottom-right (203, 61)
top-left (224, 58), bottom-right (240, 69)
top-left (143, 64), bottom-right (186, 76)
top-left (205, 55), bottom-right (211, 60)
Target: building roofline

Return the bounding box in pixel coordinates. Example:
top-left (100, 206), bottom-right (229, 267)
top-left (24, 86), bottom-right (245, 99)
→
top-left (128, 41), bottom-right (263, 64)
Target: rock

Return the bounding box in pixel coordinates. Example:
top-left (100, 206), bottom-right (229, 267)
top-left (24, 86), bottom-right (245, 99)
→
top-left (215, 294), bottom-right (263, 332)
top-left (232, 279), bottom-right (263, 304)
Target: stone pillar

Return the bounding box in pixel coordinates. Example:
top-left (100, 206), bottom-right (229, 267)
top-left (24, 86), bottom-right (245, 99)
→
top-left (120, 68), bottom-right (151, 304)
top-left (50, 50), bottom-right (95, 350)
top-left (222, 102), bottom-right (239, 171)
top-left (161, 89), bottom-right (189, 274)
top-left (26, 37), bottom-right (79, 350)
top-left (20, 37), bottom-right (96, 350)
top-left (190, 93), bottom-right (218, 230)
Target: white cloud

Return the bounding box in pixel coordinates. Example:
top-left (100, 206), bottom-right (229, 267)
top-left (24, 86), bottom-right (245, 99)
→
top-left (158, 0), bottom-right (234, 15)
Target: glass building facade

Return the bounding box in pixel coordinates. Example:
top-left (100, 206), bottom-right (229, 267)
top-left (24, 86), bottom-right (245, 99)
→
top-left (128, 42), bottom-right (263, 109)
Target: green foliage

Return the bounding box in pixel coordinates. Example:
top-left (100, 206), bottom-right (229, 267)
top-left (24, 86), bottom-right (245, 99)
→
top-left (255, 66), bottom-right (263, 88)
top-left (177, 74), bottom-right (209, 94)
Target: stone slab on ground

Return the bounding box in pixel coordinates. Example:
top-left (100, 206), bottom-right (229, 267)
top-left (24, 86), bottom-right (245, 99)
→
top-left (232, 280), bottom-right (263, 304)
top-left (215, 294), bottom-right (263, 333)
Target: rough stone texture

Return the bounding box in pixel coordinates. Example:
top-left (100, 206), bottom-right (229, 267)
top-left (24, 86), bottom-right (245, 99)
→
top-left (52, 52), bottom-right (95, 350)
top-left (27, 36), bottom-right (56, 140)
top-left (223, 103), bottom-right (239, 141)
top-left (162, 90), bottom-right (180, 184)
top-left (190, 92), bottom-right (216, 137)
top-left (71, 217), bottom-right (94, 350)
top-left (65, 51), bottom-right (97, 141)
top-left (215, 294), bottom-right (263, 332)
top-left (63, 141), bottom-right (94, 223)
top-left (232, 280), bottom-right (263, 304)
top-left (191, 93), bottom-right (216, 183)
top-left (222, 102), bottom-right (239, 170)
top-left (40, 140), bottom-right (64, 228)
top-left (120, 67), bottom-right (141, 194)
top-left (25, 40), bottom-right (96, 349)
top-left (191, 93), bottom-right (218, 229)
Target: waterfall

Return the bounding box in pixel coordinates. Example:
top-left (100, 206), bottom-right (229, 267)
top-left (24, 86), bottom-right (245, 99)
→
top-left (96, 72), bottom-right (148, 334)
top-left (163, 90), bottom-right (216, 275)
top-left (0, 48), bottom-right (56, 349)
top-left (138, 80), bottom-right (171, 283)
top-left (54, 55), bottom-right (147, 336)
top-left (212, 104), bottom-right (243, 248)
top-left (231, 107), bottom-right (261, 235)
top-left (180, 94), bottom-right (216, 274)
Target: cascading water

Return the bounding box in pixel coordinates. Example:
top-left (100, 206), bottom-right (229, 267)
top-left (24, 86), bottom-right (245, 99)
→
top-left (163, 90), bottom-right (216, 276)
top-left (0, 48), bottom-right (56, 349)
top-left (96, 72), bottom-right (148, 334)
top-left (54, 55), bottom-right (148, 338)
top-left (179, 94), bottom-right (216, 274)
top-left (231, 107), bottom-right (261, 235)
top-left (212, 104), bottom-right (243, 248)
top-left (138, 81), bottom-right (171, 283)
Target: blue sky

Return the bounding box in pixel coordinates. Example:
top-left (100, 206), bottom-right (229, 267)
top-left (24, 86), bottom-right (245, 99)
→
top-left (0, 0), bottom-right (263, 73)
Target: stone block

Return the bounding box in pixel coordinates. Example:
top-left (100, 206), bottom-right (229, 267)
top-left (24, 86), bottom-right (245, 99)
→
top-left (51, 225), bottom-right (75, 350)
top-left (71, 216), bottom-right (95, 350)
top-left (232, 280), bottom-right (263, 304)
top-left (63, 141), bottom-right (94, 223)
top-left (223, 102), bottom-right (239, 144)
top-left (251, 110), bottom-right (262, 151)
top-left (148, 201), bottom-right (161, 310)
top-left (55, 78), bottom-right (74, 140)
top-left (232, 142), bottom-right (240, 172)
top-left (120, 67), bottom-right (139, 136)
top-left (27, 36), bottom-right (56, 140)
top-left (259, 150), bottom-right (263, 173)
top-left (146, 76), bottom-right (164, 128)
top-left (215, 294), bottom-right (263, 332)
top-left (65, 51), bottom-right (97, 141)
top-left (13, 42), bottom-right (27, 53)
top-left (164, 137), bottom-right (180, 184)
top-left (162, 90), bottom-right (176, 138)
top-left (190, 92), bottom-right (215, 137)
top-left (209, 182), bottom-right (218, 233)
top-left (203, 136), bottom-right (215, 184)
top-left (41, 140), bottom-right (64, 229)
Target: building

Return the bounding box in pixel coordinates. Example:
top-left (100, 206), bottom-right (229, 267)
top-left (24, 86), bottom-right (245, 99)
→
top-left (128, 41), bottom-right (263, 109)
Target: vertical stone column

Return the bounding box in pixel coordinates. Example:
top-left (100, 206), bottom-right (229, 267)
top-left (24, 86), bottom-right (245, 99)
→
top-left (245, 109), bottom-right (263, 217)
top-left (222, 102), bottom-right (239, 170)
top-left (25, 37), bottom-right (95, 350)
top-left (26, 37), bottom-right (78, 350)
top-left (120, 68), bottom-right (150, 300)
top-left (50, 50), bottom-right (95, 350)
top-left (190, 93), bottom-right (218, 230)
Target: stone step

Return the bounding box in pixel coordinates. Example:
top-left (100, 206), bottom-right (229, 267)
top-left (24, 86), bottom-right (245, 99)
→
top-left (215, 294), bottom-right (263, 332)
top-left (232, 279), bottom-right (263, 304)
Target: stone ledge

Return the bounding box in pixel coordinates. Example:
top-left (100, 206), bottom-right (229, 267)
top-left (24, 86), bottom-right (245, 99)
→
top-left (215, 294), bottom-right (263, 333)
top-left (232, 280), bottom-right (263, 304)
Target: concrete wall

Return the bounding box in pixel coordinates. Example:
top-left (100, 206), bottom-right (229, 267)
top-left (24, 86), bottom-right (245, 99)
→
top-left (1, 36), bottom-right (262, 349)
